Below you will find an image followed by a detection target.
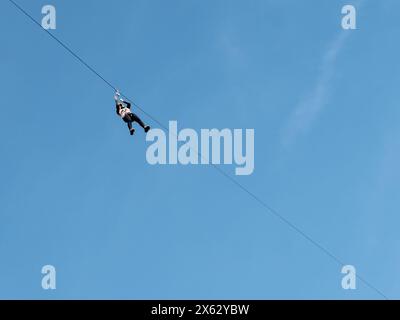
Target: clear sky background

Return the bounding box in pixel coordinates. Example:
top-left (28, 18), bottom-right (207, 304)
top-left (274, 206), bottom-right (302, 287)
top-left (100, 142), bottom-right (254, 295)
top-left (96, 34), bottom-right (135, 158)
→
top-left (1, 0), bottom-right (399, 299)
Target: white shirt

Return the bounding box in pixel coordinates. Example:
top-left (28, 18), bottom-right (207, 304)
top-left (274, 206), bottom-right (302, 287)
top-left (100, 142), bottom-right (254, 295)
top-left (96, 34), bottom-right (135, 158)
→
top-left (118, 106), bottom-right (131, 118)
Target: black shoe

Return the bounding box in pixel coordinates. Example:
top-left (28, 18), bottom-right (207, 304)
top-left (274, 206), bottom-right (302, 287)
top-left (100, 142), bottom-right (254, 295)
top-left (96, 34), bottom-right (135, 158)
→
top-left (144, 125), bottom-right (151, 133)
top-left (130, 128), bottom-right (135, 135)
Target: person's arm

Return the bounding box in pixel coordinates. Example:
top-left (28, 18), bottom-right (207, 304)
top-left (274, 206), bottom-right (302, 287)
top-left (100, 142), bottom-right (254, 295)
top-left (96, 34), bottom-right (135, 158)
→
top-left (114, 90), bottom-right (122, 115)
top-left (124, 101), bottom-right (131, 109)
top-left (114, 90), bottom-right (132, 110)
top-left (114, 90), bottom-right (121, 101)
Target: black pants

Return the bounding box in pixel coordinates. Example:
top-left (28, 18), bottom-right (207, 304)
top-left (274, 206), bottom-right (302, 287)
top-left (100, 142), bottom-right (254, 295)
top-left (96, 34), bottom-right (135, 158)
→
top-left (123, 113), bottom-right (146, 131)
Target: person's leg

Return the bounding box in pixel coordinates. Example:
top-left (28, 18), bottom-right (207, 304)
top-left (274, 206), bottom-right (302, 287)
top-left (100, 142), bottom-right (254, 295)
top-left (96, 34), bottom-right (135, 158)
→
top-left (123, 115), bottom-right (135, 135)
top-left (130, 113), bottom-right (146, 129)
top-left (131, 113), bottom-right (150, 132)
top-left (127, 121), bottom-right (135, 135)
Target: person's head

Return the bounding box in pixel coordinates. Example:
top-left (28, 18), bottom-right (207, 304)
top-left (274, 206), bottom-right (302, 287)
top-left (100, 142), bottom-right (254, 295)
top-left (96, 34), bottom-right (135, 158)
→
top-left (117, 102), bottom-right (124, 108)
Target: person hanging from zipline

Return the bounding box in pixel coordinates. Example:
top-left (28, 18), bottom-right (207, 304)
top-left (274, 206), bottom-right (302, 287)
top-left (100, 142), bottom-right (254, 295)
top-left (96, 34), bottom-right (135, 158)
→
top-left (114, 90), bottom-right (150, 136)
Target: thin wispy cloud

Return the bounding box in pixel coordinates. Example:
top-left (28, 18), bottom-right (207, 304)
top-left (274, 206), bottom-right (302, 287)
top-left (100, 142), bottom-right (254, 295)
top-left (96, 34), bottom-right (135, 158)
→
top-left (281, 30), bottom-right (350, 147)
top-left (281, 1), bottom-right (364, 148)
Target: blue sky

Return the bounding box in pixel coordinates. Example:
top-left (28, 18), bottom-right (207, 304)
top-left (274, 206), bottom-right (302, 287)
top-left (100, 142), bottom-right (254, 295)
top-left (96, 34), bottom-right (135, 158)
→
top-left (1, 0), bottom-right (400, 299)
